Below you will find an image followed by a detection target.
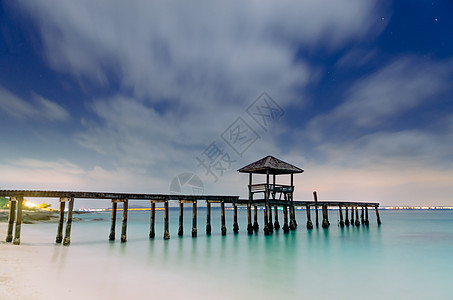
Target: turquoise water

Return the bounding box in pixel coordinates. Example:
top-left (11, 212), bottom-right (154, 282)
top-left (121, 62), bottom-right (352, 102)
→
top-left (21, 208), bottom-right (453, 299)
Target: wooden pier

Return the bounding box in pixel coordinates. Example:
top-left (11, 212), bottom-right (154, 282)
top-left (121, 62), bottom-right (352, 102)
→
top-left (1, 156), bottom-right (381, 245)
top-left (1, 189), bottom-right (380, 245)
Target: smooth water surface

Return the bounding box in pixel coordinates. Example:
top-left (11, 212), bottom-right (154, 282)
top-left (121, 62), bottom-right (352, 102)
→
top-left (20, 209), bottom-right (453, 299)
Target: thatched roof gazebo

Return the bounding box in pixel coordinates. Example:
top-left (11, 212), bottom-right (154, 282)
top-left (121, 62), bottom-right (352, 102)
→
top-left (238, 155), bottom-right (303, 234)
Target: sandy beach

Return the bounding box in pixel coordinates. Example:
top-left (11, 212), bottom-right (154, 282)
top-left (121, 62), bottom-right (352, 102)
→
top-left (0, 220), bottom-right (238, 300)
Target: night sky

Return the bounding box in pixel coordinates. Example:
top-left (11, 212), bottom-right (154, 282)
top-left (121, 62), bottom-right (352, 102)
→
top-left (1, 1), bottom-right (452, 208)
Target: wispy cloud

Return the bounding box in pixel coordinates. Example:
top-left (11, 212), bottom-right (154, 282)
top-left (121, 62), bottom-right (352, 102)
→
top-left (0, 86), bottom-right (70, 122)
top-left (308, 56), bottom-right (453, 140)
top-left (16, 0), bottom-right (383, 104)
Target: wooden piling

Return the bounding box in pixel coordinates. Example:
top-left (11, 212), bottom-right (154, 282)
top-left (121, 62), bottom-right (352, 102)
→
top-left (289, 200), bottom-right (297, 230)
top-left (268, 205), bottom-right (273, 233)
top-left (263, 205), bottom-right (270, 235)
top-left (289, 199), bottom-right (296, 230)
top-left (282, 205), bottom-right (289, 233)
top-left (56, 199), bottom-right (67, 243)
top-left (164, 200), bottom-right (170, 240)
top-left (192, 201), bottom-right (197, 237)
top-left (108, 201), bottom-right (117, 241)
top-left (365, 206), bottom-right (369, 226)
top-left (178, 201), bottom-right (184, 236)
top-left (13, 196), bottom-right (23, 245)
top-left (274, 206), bottom-right (280, 230)
top-left (149, 201), bottom-right (156, 238)
top-left (264, 170), bottom-right (271, 235)
top-left (233, 204), bottom-right (239, 234)
top-left (322, 204), bottom-right (329, 229)
top-left (120, 199), bottom-right (128, 243)
top-left (253, 205), bottom-right (259, 232)
top-left (351, 206), bottom-right (355, 225)
top-left (221, 201), bottom-right (227, 236)
top-left (6, 198), bottom-right (16, 243)
top-left (345, 206), bottom-right (350, 226)
top-left (355, 206), bottom-right (360, 226)
top-left (313, 191), bottom-right (319, 227)
top-left (339, 205), bottom-right (345, 228)
top-left (361, 206), bottom-right (364, 225)
top-left (206, 201), bottom-right (212, 235)
top-left (306, 205), bottom-right (313, 229)
top-left (375, 206), bottom-right (382, 225)
top-left (62, 197), bottom-right (74, 246)
top-left (247, 203), bottom-right (253, 234)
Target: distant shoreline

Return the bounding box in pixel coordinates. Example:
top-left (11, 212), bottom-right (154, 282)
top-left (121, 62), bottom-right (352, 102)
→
top-left (1, 206), bottom-right (452, 224)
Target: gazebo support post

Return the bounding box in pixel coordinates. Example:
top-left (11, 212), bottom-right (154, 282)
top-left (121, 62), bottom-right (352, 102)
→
top-left (274, 206), bottom-right (280, 230)
top-left (253, 206), bottom-right (259, 232)
top-left (247, 203), bottom-right (253, 234)
top-left (282, 205), bottom-right (289, 233)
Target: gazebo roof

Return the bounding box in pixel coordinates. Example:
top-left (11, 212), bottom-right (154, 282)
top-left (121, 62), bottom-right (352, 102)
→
top-left (238, 155), bottom-right (303, 175)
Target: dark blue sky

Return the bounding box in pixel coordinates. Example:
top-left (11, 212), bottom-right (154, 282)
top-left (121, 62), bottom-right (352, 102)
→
top-left (1, 0), bottom-right (452, 207)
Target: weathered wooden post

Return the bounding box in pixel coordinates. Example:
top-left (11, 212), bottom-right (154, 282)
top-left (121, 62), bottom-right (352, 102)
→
top-left (289, 174), bottom-right (297, 230)
top-left (108, 200), bottom-right (117, 241)
top-left (192, 201), bottom-right (197, 237)
top-left (306, 205), bottom-right (313, 229)
top-left (274, 206), bottom-right (280, 230)
top-left (253, 205), bottom-right (259, 232)
top-left (345, 206), bottom-right (350, 226)
top-left (282, 205), bottom-right (289, 233)
top-left (263, 205), bottom-right (270, 235)
top-left (289, 194), bottom-right (296, 230)
top-left (149, 201), bottom-right (156, 238)
top-left (6, 198), bottom-right (16, 242)
top-left (164, 200), bottom-right (170, 240)
top-left (63, 197), bottom-right (74, 246)
top-left (375, 206), bottom-right (381, 225)
top-left (206, 201), bottom-right (212, 235)
top-left (365, 206), bottom-right (369, 226)
top-left (247, 203), bottom-right (253, 234)
top-left (178, 201), bottom-right (184, 236)
top-left (233, 204), bottom-right (239, 234)
top-left (120, 199), bottom-right (128, 243)
top-left (322, 204), bottom-right (329, 229)
top-left (361, 206), bottom-right (364, 225)
top-left (13, 196), bottom-right (23, 245)
top-left (313, 191), bottom-right (319, 227)
top-left (351, 206), bottom-right (355, 225)
top-left (355, 206), bottom-right (360, 226)
top-left (221, 201), bottom-right (227, 236)
top-left (339, 205), bottom-right (345, 228)
top-left (268, 205), bottom-right (273, 233)
top-left (56, 199), bottom-right (67, 243)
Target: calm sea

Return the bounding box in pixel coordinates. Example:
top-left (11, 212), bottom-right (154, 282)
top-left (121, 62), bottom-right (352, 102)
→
top-left (19, 208), bottom-right (453, 299)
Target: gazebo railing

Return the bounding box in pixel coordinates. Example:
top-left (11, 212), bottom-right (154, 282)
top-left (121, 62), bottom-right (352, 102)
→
top-left (249, 184), bottom-right (294, 193)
